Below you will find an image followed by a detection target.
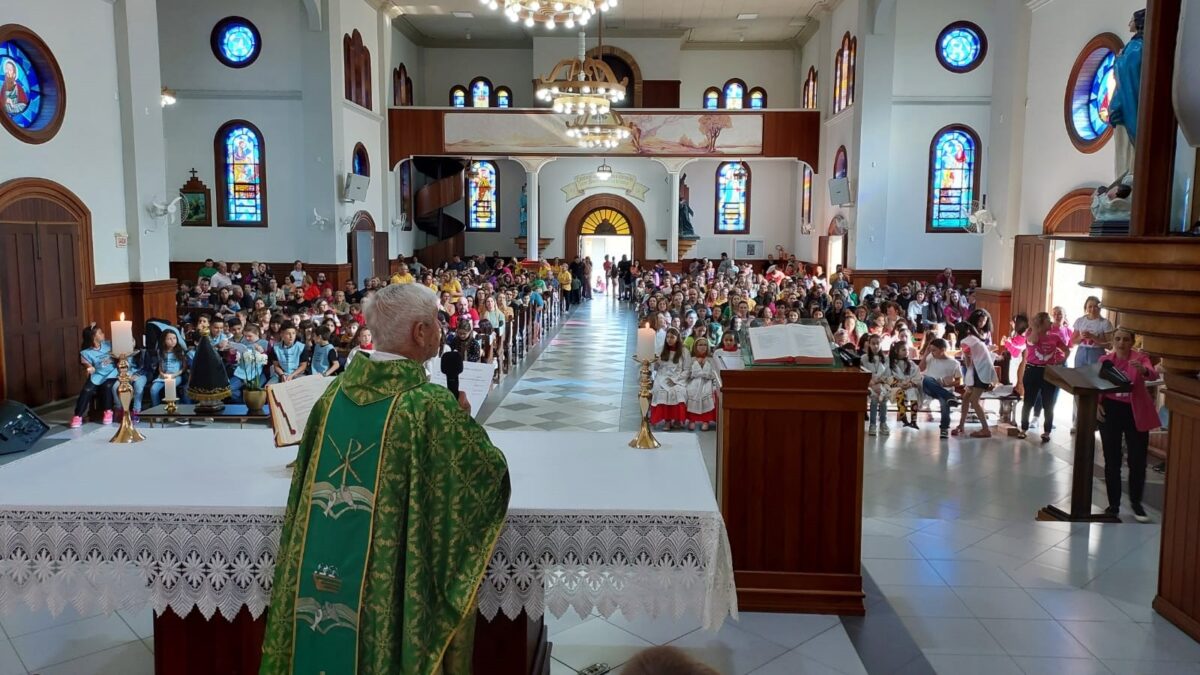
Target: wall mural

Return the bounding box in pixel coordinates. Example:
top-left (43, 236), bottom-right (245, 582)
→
top-left (560, 172), bottom-right (649, 202)
top-left (444, 112), bottom-right (763, 156)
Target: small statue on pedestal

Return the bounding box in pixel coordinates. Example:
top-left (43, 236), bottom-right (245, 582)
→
top-left (1109, 10), bottom-right (1144, 179)
top-left (679, 173), bottom-right (699, 240)
top-left (1090, 173), bottom-right (1134, 235)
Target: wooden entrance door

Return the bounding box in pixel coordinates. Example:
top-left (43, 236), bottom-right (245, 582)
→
top-left (0, 198), bottom-right (85, 406)
top-left (1010, 234), bottom-right (1054, 319)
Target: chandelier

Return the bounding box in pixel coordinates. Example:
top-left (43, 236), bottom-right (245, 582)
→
top-left (565, 111), bottom-right (632, 149)
top-left (594, 161), bottom-right (613, 180)
top-left (482, 0), bottom-right (616, 29)
top-left (536, 31), bottom-right (626, 114)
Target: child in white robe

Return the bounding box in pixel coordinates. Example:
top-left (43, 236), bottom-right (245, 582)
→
top-left (651, 327), bottom-right (689, 429)
top-left (686, 338), bottom-right (722, 431)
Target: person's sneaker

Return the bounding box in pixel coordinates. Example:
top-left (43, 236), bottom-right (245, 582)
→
top-left (947, 399), bottom-right (960, 408)
top-left (175, 418), bottom-right (190, 426)
top-left (1105, 505), bottom-right (1120, 517)
top-left (69, 416), bottom-right (83, 429)
top-left (868, 425), bottom-right (877, 436)
top-left (131, 412), bottom-right (140, 425)
top-left (880, 424), bottom-right (890, 436)
top-left (1131, 503), bottom-right (1151, 523)
top-left (102, 410), bottom-right (114, 425)
top-left (940, 428), bottom-right (949, 439)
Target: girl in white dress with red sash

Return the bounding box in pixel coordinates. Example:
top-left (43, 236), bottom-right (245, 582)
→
top-left (685, 338), bottom-right (722, 431)
top-left (651, 327), bottom-right (689, 429)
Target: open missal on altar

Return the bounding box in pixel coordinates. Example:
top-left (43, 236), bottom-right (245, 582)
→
top-left (746, 323), bottom-right (834, 365)
top-left (265, 360), bottom-right (496, 447)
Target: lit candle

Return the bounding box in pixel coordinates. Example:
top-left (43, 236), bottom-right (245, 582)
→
top-left (164, 375), bottom-right (177, 401)
top-left (636, 326), bottom-right (656, 362)
top-left (111, 312), bottom-right (135, 355)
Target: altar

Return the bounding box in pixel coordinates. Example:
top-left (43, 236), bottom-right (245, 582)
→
top-left (0, 428), bottom-right (736, 674)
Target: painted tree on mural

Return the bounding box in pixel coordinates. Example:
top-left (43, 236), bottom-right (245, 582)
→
top-left (699, 115), bottom-right (733, 152)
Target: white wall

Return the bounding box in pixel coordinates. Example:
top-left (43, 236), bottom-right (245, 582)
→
top-left (678, 49), bottom-right (797, 110)
top-left (422, 48), bottom-right (533, 108)
top-left (532, 36), bottom-right (682, 84)
top-left (390, 25), bottom-right (422, 105)
top-left (681, 159), bottom-right (799, 260)
top-left (1018, 0), bottom-right (1141, 235)
top-left (892, 0), bottom-right (995, 99)
top-left (0, 1), bottom-right (132, 285)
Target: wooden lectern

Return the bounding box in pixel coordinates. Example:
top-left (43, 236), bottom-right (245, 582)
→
top-left (719, 366), bottom-right (870, 615)
top-left (1038, 363), bottom-right (1130, 523)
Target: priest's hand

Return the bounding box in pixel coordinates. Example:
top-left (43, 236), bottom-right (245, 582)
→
top-left (457, 391), bottom-right (471, 414)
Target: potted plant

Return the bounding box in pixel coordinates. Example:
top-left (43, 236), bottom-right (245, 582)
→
top-left (238, 349), bottom-right (270, 413)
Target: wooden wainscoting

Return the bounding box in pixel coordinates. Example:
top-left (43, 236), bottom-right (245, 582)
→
top-left (169, 262), bottom-right (354, 291)
top-left (845, 268), bottom-right (982, 289)
top-left (642, 80), bottom-right (681, 108)
top-left (974, 288), bottom-right (1013, 327)
top-left (85, 279), bottom-right (180, 331)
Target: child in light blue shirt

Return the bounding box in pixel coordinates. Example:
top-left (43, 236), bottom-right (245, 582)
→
top-left (71, 325), bottom-right (118, 428)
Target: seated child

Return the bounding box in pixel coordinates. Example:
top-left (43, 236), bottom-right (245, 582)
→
top-left (269, 323), bottom-right (309, 384)
top-left (150, 330), bottom-right (189, 407)
top-left (71, 324), bottom-right (119, 428)
top-left (309, 326), bottom-right (341, 377)
top-left (921, 338), bottom-right (961, 438)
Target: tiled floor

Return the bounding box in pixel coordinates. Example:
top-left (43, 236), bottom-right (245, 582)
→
top-left (2, 294), bottom-right (1195, 674)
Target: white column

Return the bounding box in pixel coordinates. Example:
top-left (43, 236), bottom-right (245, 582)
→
top-left (526, 170), bottom-right (540, 261)
top-left (668, 170), bottom-right (681, 263)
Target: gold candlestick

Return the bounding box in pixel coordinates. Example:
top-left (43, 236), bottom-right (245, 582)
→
top-left (163, 398), bottom-right (178, 415)
top-left (110, 353), bottom-right (146, 443)
top-left (628, 357), bottom-right (661, 449)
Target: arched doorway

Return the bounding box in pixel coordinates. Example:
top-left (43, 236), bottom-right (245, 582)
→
top-left (564, 194), bottom-right (646, 264)
top-left (0, 178), bottom-right (94, 405)
top-left (585, 45), bottom-right (643, 108)
top-left (345, 210), bottom-right (388, 286)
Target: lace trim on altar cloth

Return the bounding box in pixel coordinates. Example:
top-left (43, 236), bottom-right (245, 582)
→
top-left (0, 509), bottom-right (738, 629)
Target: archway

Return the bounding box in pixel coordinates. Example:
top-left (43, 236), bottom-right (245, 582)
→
top-left (345, 210), bottom-right (387, 286)
top-left (0, 178), bottom-right (94, 405)
top-left (564, 194), bottom-right (646, 264)
top-left (585, 45), bottom-right (643, 107)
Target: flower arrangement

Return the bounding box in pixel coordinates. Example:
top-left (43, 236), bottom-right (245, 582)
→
top-left (238, 349), bottom-right (269, 391)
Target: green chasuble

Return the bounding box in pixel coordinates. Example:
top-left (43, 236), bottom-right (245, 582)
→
top-left (261, 357), bottom-right (511, 675)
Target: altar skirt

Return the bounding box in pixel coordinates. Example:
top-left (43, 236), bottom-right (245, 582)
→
top-left (650, 403), bottom-right (688, 424)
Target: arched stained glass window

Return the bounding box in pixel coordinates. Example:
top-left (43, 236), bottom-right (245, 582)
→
top-left (833, 33), bottom-right (856, 114)
top-left (450, 86), bottom-right (466, 107)
top-left (715, 162), bottom-right (750, 233)
top-left (803, 67), bottom-right (817, 109)
top-left (802, 165), bottom-right (813, 224)
top-left (212, 17), bottom-right (261, 68)
top-left (216, 120), bottom-right (266, 226)
top-left (723, 80), bottom-right (745, 109)
top-left (470, 77), bottom-right (492, 108)
top-left (833, 146), bottom-right (848, 179)
top-left (466, 160), bottom-right (498, 230)
top-left (937, 21), bottom-right (987, 73)
top-left (703, 87), bottom-right (720, 110)
top-left (927, 124), bottom-right (981, 232)
top-left (496, 86), bottom-right (512, 108)
top-left (352, 142), bottom-right (370, 177)
top-left (748, 87), bottom-right (766, 109)
top-left (0, 41), bottom-right (41, 130)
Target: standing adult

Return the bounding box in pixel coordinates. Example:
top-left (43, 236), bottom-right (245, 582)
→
top-left (1071, 296), bottom-right (1114, 368)
top-left (617, 254), bottom-right (632, 300)
top-left (260, 283), bottom-right (511, 674)
top-left (1098, 327), bottom-right (1158, 522)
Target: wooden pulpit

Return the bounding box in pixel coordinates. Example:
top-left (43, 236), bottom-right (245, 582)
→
top-left (1039, 362), bottom-right (1131, 523)
top-left (718, 366), bottom-right (870, 615)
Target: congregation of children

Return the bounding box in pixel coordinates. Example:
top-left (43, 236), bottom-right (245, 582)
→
top-left (69, 254), bottom-right (575, 428)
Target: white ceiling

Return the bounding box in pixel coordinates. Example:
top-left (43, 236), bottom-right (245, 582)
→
top-left (389, 0), bottom-right (825, 46)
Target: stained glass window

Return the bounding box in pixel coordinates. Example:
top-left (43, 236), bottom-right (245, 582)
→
top-left (496, 87), bottom-right (511, 108)
top-left (704, 87), bottom-right (720, 110)
top-left (802, 165), bottom-right (813, 224)
top-left (724, 80), bottom-right (744, 109)
top-left (211, 18), bottom-right (261, 68)
top-left (471, 78), bottom-right (491, 108)
top-left (937, 22), bottom-right (986, 72)
top-left (833, 146), bottom-right (848, 179)
top-left (1, 42), bottom-right (41, 129)
top-left (715, 162), bottom-right (750, 233)
top-left (1086, 53), bottom-right (1117, 138)
top-left (928, 125), bottom-right (980, 231)
top-left (833, 33), bottom-right (855, 114)
top-left (450, 86), bottom-right (466, 107)
top-left (217, 121), bottom-right (266, 225)
top-left (749, 88), bottom-right (766, 109)
top-left (352, 143), bottom-right (369, 177)
top-left (466, 161), bottom-right (498, 230)
top-left (803, 67), bottom-right (817, 109)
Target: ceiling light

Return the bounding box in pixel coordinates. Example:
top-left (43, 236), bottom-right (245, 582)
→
top-left (453, 10), bottom-right (475, 18)
top-left (565, 110), bottom-right (632, 149)
top-left (485, 0), bottom-right (611, 30)
top-left (160, 87), bottom-right (177, 107)
top-left (594, 161), bottom-right (613, 180)
top-left (537, 31), bottom-right (627, 114)
top-left (736, 12), bottom-right (758, 20)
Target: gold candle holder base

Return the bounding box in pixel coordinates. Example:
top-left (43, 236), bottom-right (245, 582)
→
top-left (629, 357), bottom-right (661, 449)
top-left (110, 353), bottom-right (146, 444)
top-left (163, 398), bottom-right (178, 415)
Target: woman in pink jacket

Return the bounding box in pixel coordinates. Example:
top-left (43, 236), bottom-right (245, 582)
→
top-left (1098, 327), bottom-right (1159, 522)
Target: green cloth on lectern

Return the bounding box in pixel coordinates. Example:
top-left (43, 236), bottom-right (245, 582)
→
top-left (259, 356), bottom-right (511, 675)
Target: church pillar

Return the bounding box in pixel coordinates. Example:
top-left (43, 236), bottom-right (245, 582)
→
top-left (668, 170), bottom-right (681, 263)
top-left (113, 0), bottom-right (170, 282)
top-left (526, 171), bottom-right (540, 261)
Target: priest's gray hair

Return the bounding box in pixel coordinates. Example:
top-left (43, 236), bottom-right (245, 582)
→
top-left (364, 282), bottom-right (439, 352)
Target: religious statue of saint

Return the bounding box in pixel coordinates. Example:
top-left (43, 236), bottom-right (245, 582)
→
top-left (1109, 9), bottom-right (1144, 177)
top-left (519, 183), bottom-right (528, 237)
top-left (260, 284), bottom-right (511, 675)
top-left (2, 59), bottom-right (30, 115)
top-left (679, 173), bottom-right (699, 239)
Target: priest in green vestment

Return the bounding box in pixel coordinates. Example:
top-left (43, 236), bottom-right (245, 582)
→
top-left (260, 283), bottom-right (511, 675)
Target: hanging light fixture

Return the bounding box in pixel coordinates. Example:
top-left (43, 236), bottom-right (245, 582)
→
top-left (594, 160), bottom-right (613, 180)
top-left (565, 111), bottom-right (632, 149)
top-left (160, 87), bottom-right (177, 107)
top-left (536, 29), bottom-right (626, 114)
top-left (482, 0), bottom-right (616, 30)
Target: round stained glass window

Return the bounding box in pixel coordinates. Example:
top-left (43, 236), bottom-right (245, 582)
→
top-left (1065, 33), bottom-right (1124, 152)
top-left (936, 21), bottom-right (987, 73)
top-left (211, 17), bottom-right (261, 68)
top-left (0, 25), bottom-right (66, 144)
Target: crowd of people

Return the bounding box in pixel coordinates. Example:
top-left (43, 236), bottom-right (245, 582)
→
top-left (69, 253), bottom-right (585, 428)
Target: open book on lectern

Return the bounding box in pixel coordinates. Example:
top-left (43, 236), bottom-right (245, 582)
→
top-left (265, 361), bottom-right (496, 447)
top-left (746, 324), bottom-right (835, 366)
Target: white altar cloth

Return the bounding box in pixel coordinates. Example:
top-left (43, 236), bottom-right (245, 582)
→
top-left (0, 428), bottom-right (735, 629)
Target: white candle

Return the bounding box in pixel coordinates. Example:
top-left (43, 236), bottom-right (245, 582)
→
top-left (636, 327), bottom-right (657, 362)
top-left (164, 375), bottom-right (177, 401)
top-left (111, 312), bottom-right (135, 355)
